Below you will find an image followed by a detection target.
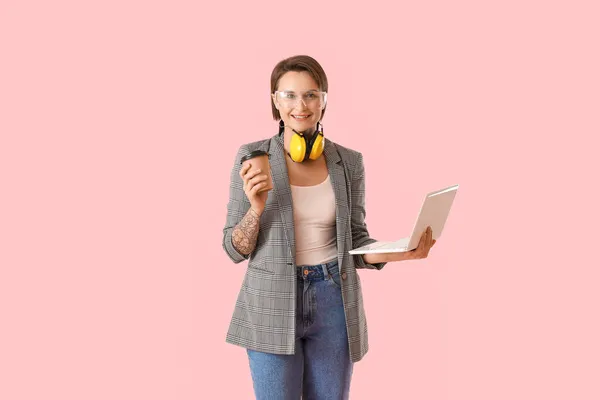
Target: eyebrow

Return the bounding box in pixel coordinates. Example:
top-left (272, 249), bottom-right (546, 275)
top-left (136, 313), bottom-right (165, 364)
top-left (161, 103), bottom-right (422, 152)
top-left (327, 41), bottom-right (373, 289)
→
top-left (279, 89), bottom-right (319, 93)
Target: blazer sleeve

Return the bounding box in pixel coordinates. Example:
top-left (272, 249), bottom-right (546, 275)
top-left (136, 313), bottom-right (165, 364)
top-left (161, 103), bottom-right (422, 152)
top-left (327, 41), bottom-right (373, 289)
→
top-left (350, 152), bottom-right (387, 270)
top-left (222, 145), bottom-right (252, 263)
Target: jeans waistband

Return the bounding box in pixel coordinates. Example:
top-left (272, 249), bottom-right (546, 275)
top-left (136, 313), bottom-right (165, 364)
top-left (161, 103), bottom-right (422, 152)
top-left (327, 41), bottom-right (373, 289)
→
top-left (296, 259), bottom-right (338, 281)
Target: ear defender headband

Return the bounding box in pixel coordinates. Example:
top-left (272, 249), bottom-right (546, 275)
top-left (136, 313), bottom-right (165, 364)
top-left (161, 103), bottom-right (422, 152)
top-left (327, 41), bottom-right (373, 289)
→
top-left (279, 120), bottom-right (325, 163)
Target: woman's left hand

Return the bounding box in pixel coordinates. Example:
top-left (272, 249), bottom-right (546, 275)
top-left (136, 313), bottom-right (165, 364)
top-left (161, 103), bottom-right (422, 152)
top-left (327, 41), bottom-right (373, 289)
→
top-left (407, 225), bottom-right (436, 260)
top-left (387, 226), bottom-right (436, 262)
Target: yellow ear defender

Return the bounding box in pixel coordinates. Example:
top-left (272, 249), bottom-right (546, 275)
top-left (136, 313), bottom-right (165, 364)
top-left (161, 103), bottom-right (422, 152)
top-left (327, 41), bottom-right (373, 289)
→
top-left (282, 120), bottom-right (325, 163)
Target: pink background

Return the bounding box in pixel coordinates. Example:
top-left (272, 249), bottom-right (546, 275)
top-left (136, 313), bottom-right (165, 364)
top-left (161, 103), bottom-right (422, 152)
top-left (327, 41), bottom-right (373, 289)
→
top-left (1, 0), bottom-right (599, 399)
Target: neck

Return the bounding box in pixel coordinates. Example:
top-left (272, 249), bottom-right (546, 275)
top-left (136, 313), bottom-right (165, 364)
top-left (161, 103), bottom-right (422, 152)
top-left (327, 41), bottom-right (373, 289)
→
top-left (292, 125), bottom-right (317, 137)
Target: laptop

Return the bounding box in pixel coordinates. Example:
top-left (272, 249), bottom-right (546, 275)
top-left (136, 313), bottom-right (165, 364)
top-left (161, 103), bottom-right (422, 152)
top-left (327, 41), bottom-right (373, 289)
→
top-left (349, 184), bottom-right (459, 254)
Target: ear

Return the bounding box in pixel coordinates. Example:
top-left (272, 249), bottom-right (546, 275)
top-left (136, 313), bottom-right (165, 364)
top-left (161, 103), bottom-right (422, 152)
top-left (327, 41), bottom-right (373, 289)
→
top-left (271, 93), bottom-right (279, 110)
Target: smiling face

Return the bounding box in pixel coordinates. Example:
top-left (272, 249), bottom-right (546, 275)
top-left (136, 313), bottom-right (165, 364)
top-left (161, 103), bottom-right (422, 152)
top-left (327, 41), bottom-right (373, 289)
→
top-left (272, 71), bottom-right (324, 135)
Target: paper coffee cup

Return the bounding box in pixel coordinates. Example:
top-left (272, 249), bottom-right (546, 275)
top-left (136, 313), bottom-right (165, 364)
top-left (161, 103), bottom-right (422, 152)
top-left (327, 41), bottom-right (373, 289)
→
top-left (240, 150), bottom-right (274, 193)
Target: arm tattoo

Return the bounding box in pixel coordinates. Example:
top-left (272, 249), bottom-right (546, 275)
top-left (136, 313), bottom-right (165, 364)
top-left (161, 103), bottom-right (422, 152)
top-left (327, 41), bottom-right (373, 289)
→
top-left (232, 208), bottom-right (261, 255)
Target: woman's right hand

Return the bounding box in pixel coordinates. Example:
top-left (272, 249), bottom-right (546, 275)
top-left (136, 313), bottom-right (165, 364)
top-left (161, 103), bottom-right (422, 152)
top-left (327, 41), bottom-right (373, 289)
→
top-left (239, 163), bottom-right (269, 216)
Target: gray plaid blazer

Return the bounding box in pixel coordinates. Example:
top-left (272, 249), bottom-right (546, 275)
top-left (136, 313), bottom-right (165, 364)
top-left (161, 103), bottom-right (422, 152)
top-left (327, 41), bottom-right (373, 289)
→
top-left (222, 132), bottom-right (386, 363)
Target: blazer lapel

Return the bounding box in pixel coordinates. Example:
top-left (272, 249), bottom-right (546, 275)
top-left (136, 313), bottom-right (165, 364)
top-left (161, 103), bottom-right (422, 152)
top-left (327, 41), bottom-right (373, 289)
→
top-left (323, 140), bottom-right (349, 270)
top-left (269, 135), bottom-right (297, 266)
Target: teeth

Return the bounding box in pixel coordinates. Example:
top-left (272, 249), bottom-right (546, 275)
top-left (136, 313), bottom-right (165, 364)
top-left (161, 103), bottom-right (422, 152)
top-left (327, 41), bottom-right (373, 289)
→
top-left (293, 115), bottom-right (308, 119)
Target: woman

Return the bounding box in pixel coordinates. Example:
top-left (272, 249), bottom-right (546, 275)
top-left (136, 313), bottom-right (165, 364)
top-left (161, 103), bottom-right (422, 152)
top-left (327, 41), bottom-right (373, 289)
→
top-left (222, 55), bottom-right (436, 399)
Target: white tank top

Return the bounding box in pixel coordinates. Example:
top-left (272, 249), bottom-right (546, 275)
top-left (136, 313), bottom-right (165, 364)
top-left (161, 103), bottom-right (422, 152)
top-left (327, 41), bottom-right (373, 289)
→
top-left (290, 175), bottom-right (338, 266)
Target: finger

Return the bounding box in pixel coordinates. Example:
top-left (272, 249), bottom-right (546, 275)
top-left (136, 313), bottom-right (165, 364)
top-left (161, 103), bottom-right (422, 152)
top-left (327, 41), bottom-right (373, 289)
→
top-left (425, 228), bottom-right (432, 252)
top-left (417, 229), bottom-right (426, 248)
top-left (414, 232), bottom-right (426, 258)
top-left (246, 168), bottom-right (262, 179)
top-left (242, 166), bottom-right (262, 182)
top-left (427, 226), bottom-right (433, 247)
top-left (240, 167), bottom-right (251, 186)
top-left (245, 180), bottom-right (256, 195)
top-left (242, 170), bottom-right (263, 189)
top-left (246, 171), bottom-right (263, 188)
top-left (421, 228), bottom-right (427, 245)
top-left (418, 228), bottom-right (432, 256)
top-left (250, 181), bottom-right (267, 196)
top-left (248, 174), bottom-right (268, 188)
top-left (241, 163), bottom-right (262, 178)
top-left (239, 163), bottom-right (251, 179)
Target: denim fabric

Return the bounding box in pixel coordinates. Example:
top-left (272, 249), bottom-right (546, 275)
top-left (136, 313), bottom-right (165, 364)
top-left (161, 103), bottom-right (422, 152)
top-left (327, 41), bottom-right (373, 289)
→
top-left (247, 260), bottom-right (353, 399)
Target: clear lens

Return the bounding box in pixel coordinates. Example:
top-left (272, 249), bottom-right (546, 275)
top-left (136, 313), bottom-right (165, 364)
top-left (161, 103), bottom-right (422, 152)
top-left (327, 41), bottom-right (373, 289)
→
top-left (274, 91), bottom-right (327, 108)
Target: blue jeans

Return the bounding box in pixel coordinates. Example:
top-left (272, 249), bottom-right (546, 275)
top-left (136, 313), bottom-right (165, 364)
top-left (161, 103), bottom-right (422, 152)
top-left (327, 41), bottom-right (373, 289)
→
top-left (247, 260), bottom-right (354, 400)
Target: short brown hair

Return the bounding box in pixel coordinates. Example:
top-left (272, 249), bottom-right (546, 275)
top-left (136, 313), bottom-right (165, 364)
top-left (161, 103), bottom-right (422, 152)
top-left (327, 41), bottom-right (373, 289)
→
top-left (270, 55), bottom-right (329, 121)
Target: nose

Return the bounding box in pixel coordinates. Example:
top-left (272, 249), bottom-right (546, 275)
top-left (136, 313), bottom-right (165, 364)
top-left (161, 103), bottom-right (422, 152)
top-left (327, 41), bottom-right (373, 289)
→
top-left (295, 97), bottom-right (308, 109)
